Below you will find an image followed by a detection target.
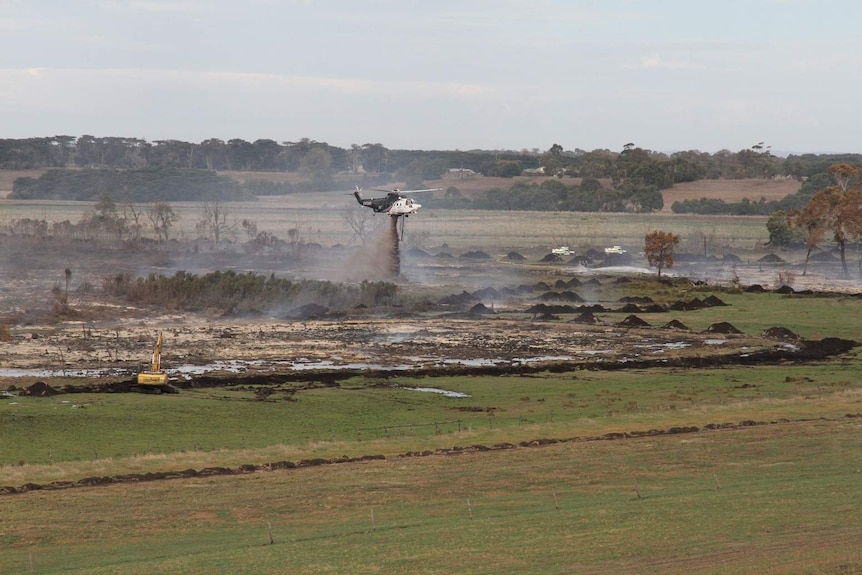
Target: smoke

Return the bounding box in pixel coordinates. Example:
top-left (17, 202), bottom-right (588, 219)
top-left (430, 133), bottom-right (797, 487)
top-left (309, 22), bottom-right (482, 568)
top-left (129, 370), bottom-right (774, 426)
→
top-left (332, 216), bottom-right (401, 282)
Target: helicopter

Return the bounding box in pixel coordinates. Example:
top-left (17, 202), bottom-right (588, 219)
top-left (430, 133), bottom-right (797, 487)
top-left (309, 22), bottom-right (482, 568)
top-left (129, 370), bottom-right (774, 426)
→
top-left (352, 186), bottom-right (440, 216)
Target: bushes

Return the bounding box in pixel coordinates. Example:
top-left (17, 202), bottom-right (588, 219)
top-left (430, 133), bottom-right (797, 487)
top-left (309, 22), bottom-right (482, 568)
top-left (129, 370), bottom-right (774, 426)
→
top-left (102, 271), bottom-right (398, 313)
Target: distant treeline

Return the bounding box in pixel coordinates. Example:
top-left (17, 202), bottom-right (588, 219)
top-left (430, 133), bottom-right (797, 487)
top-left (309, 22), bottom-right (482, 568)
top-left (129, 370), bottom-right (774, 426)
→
top-left (3, 135), bottom-right (861, 182)
top-left (11, 168), bottom-right (247, 202)
top-left (4, 136), bottom-right (862, 211)
top-left (424, 177), bottom-right (664, 212)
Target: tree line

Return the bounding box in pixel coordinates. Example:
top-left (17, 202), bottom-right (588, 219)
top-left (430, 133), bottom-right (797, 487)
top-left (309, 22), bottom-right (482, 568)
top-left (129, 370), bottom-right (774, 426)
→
top-left (3, 135), bottom-right (860, 184)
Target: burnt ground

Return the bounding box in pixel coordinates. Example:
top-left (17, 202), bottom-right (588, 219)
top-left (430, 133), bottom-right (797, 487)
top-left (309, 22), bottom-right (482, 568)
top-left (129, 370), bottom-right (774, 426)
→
top-left (0, 238), bottom-right (860, 394)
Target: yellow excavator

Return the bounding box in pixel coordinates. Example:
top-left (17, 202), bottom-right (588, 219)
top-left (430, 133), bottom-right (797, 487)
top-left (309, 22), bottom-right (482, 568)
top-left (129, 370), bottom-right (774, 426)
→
top-left (134, 332), bottom-right (178, 393)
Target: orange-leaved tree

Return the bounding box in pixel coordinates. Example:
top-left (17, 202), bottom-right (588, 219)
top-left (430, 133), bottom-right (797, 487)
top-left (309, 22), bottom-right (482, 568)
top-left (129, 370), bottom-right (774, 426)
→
top-left (644, 230), bottom-right (680, 277)
top-left (790, 163), bottom-right (862, 277)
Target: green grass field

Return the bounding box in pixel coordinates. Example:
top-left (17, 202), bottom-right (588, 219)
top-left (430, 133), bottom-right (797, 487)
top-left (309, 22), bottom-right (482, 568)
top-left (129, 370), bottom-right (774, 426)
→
top-left (2, 202), bottom-right (862, 573)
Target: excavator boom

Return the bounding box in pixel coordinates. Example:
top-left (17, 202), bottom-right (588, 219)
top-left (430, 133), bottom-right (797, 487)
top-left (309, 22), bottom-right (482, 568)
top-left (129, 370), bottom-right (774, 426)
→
top-left (135, 332), bottom-right (176, 392)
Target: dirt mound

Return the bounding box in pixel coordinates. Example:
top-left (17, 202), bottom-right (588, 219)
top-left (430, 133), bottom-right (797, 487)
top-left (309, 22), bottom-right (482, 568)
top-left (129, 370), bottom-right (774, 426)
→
top-left (662, 319), bottom-right (690, 330)
top-left (504, 251), bottom-right (526, 261)
top-left (616, 303), bottom-right (641, 313)
top-left (438, 291), bottom-right (477, 305)
top-left (538, 290), bottom-right (584, 303)
top-left (617, 314), bottom-right (650, 327)
top-left (667, 296), bottom-right (724, 312)
top-left (19, 381), bottom-right (61, 397)
top-left (472, 287), bottom-right (500, 300)
top-left (285, 303), bottom-right (329, 320)
top-left (706, 322), bottom-right (743, 334)
top-left (572, 311), bottom-right (600, 324)
top-left (744, 284), bottom-right (767, 293)
top-left (525, 304), bottom-right (577, 315)
top-left (540, 253), bottom-right (563, 262)
top-left (460, 250), bottom-right (492, 260)
top-left (619, 296), bottom-right (654, 304)
top-left (758, 253), bottom-right (784, 263)
top-left (563, 277), bottom-right (582, 288)
top-left (643, 303), bottom-right (668, 313)
top-left (467, 303), bottom-right (495, 315)
top-left (722, 253), bottom-right (742, 263)
top-left (762, 326), bottom-right (799, 341)
top-left (435, 252), bottom-right (454, 258)
top-left (774, 285), bottom-right (795, 294)
top-left (599, 253), bottom-right (633, 266)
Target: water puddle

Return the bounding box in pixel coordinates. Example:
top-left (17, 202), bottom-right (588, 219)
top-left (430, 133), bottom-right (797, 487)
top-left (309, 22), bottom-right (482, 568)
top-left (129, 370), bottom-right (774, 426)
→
top-left (401, 386), bottom-right (470, 398)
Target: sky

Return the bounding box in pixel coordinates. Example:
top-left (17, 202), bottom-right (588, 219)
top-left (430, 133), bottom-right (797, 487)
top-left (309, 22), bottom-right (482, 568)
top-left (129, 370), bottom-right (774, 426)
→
top-left (2, 0), bottom-right (861, 154)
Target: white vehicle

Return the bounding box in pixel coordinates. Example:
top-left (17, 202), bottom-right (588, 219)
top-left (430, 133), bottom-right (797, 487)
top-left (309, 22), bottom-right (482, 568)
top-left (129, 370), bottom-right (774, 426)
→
top-left (604, 245), bottom-right (626, 255)
top-left (551, 247), bottom-right (573, 256)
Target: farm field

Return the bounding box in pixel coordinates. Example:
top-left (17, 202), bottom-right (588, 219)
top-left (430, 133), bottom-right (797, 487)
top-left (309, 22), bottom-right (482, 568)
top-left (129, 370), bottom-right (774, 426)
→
top-left (2, 183), bottom-right (862, 573)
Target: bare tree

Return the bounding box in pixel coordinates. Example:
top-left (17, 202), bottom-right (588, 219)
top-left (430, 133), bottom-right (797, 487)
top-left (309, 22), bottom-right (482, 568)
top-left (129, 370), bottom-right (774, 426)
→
top-left (123, 201), bottom-right (145, 240)
top-left (343, 205), bottom-right (383, 245)
top-left (197, 200), bottom-right (236, 248)
top-left (146, 201), bottom-right (178, 243)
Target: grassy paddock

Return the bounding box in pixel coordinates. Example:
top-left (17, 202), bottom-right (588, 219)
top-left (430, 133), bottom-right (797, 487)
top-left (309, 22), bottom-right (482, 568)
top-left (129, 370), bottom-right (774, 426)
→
top-left (0, 196), bottom-right (770, 252)
top-left (2, 419), bottom-right (860, 574)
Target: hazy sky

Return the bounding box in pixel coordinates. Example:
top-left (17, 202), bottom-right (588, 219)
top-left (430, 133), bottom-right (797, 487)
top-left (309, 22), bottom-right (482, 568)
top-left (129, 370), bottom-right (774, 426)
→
top-left (2, 0), bottom-right (861, 154)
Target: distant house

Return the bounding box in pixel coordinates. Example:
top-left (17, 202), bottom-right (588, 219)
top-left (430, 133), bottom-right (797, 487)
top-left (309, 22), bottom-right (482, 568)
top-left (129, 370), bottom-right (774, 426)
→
top-left (448, 168), bottom-right (477, 176)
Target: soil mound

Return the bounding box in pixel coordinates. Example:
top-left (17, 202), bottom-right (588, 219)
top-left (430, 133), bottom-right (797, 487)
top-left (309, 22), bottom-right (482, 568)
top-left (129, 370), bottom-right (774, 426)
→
top-left (619, 296), bottom-right (654, 304)
top-left (472, 287), bottom-right (500, 300)
top-left (722, 253), bottom-right (742, 263)
top-left (616, 303), bottom-right (641, 313)
top-left (662, 319), bottom-right (690, 330)
top-left (574, 304), bottom-right (606, 313)
top-left (643, 303), bottom-right (668, 313)
top-left (744, 284), bottom-right (766, 293)
top-left (467, 303), bottom-right (495, 315)
top-left (525, 303), bottom-right (577, 315)
top-left (538, 290), bottom-right (584, 303)
top-left (758, 253), bottom-right (785, 263)
top-left (572, 311), bottom-right (600, 324)
top-left (774, 285), bottom-right (795, 294)
top-left (762, 326), bottom-right (799, 341)
top-left (618, 314), bottom-right (650, 327)
top-left (563, 277), bottom-right (582, 288)
top-left (703, 295), bottom-right (728, 307)
top-left (706, 322), bottom-right (743, 334)
top-left (504, 251), bottom-right (526, 261)
top-left (435, 252), bottom-right (454, 258)
top-left (285, 303), bottom-right (329, 320)
top-left (20, 382), bottom-right (61, 397)
top-left (540, 253), bottom-right (563, 262)
top-left (438, 291), bottom-right (477, 305)
top-left (600, 253), bottom-right (633, 266)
